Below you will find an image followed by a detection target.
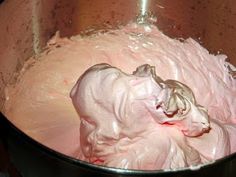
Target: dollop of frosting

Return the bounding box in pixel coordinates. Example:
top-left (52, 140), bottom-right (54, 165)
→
top-left (70, 63), bottom-right (210, 169)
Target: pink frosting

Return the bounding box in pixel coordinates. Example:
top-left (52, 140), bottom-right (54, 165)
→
top-left (4, 23), bottom-right (236, 170)
top-left (71, 63), bottom-right (211, 169)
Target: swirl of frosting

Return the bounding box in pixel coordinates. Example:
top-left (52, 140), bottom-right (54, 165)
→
top-left (70, 63), bottom-right (210, 168)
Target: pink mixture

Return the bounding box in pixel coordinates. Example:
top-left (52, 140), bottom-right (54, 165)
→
top-left (4, 23), bottom-right (236, 170)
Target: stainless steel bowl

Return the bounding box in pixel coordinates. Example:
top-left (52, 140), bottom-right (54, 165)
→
top-left (0, 0), bottom-right (236, 176)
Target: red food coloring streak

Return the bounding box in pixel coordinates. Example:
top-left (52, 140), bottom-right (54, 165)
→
top-left (92, 158), bottom-right (105, 164)
top-left (162, 122), bottom-right (174, 127)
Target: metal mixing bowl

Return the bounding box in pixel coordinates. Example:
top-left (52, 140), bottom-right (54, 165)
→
top-left (0, 0), bottom-right (236, 176)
